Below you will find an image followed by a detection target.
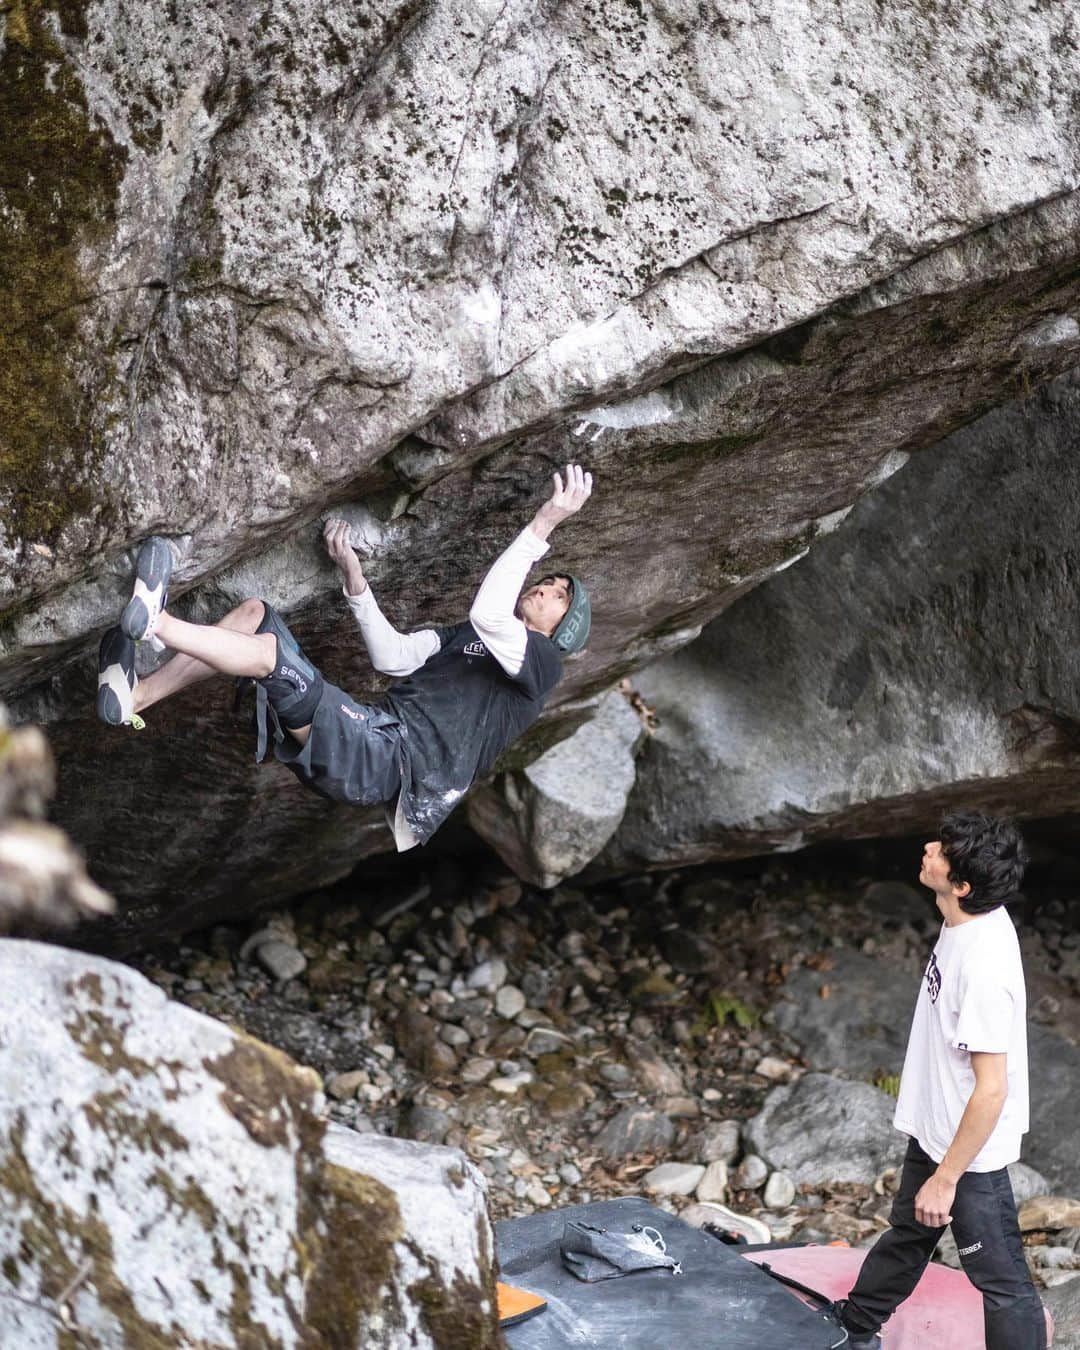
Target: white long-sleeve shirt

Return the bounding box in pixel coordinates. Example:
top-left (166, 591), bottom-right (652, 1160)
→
top-left (341, 525), bottom-right (552, 848)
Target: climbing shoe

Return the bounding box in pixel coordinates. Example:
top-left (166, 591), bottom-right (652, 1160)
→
top-left (825, 1301), bottom-right (882, 1349)
top-left (96, 627), bottom-right (144, 729)
top-left (121, 535), bottom-right (173, 647)
top-left (496, 1281), bottom-right (547, 1328)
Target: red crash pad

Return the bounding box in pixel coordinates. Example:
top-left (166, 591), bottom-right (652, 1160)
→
top-left (742, 1246), bottom-right (1054, 1348)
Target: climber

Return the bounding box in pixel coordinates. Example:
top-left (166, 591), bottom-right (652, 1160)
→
top-left (96, 465), bottom-right (593, 849)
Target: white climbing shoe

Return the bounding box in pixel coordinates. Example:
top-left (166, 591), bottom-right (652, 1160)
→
top-left (96, 627), bottom-right (144, 729)
top-left (121, 536), bottom-right (173, 650)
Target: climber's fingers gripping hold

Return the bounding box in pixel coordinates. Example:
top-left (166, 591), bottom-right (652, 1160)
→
top-left (549, 463), bottom-right (593, 518)
top-left (323, 518), bottom-right (358, 570)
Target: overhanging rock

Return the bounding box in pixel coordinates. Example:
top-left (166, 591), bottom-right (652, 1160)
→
top-left (5, 2), bottom-right (1080, 931)
top-left (601, 372), bottom-right (1080, 874)
top-left (0, 941), bottom-right (498, 1348)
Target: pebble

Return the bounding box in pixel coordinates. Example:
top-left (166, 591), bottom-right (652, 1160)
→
top-left (695, 1160), bottom-right (729, 1204)
top-left (525, 1181), bottom-right (553, 1208)
top-left (460, 1057), bottom-right (496, 1085)
top-left (764, 1171), bottom-right (796, 1209)
top-left (644, 1162), bottom-right (706, 1197)
top-left (495, 985), bottom-right (526, 1019)
top-left (325, 1070), bottom-right (368, 1101)
top-left (404, 1104), bottom-right (451, 1145)
top-left (663, 1096), bottom-right (700, 1119)
top-left (491, 1072), bottom-right (534, 1096)
top-left (594, 1107), bottom-right (675, 1160)
top-left (698, 1120), bottom-right (741, 1164)
top-left (255, 940), bottom-right (307, 984)
top-left (439, 1023), bottom-right (471, 1048)
top-left (754, 1055), bottom-right (794, 1082)
top-left (467, 959), bottom-right (508, 993)
top-left (559, 1163), bottom-right (583, 1186)
top-left (525, 1027), bottom-right (574, 1057)
top-left (1029, 1246), bottom-right (1079, 1270)
top-left (734, 1154), bottom-right (768, 1190)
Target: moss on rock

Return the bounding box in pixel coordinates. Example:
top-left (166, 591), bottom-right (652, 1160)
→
top-left (0, 0), bottom-right (127, 541)
top-left (301, 1162), bottom-right (404, 1346)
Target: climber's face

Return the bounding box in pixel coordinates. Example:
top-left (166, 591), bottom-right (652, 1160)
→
top-left (517, 575), bottom-right (572, 636)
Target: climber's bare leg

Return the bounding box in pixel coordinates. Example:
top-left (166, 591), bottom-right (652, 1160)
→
top-left (134, 599), bottom-right (270, 713)
top-left (134, 600), bottom-right (313, 747)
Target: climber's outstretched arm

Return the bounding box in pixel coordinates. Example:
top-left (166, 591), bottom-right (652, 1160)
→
top-left (470, 464), bottom-right (593, 677)
top-left (324, 519), bottom-right (440, 677)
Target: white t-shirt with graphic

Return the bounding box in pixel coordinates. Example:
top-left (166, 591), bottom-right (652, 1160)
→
top-left (893, 905), bottom-right (1029, 1173)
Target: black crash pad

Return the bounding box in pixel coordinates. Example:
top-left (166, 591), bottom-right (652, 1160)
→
top-left (495, 1197), bottom-right (841, 1349)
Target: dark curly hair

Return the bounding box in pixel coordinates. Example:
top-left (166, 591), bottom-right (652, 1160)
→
top-left (939, 810), bottom-right (1029, 914)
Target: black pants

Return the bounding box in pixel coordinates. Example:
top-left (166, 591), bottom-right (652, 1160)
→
top-left (844, 1139), bottom-right (1046, 1349)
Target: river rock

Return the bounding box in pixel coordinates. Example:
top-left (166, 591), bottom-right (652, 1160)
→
top-left (770, 950), bottom-right (915, 1078)
top-left (494, 985), bottom-right (527, 1020)
top-left (394, 1008), bottom-right (459, 1077)
top-left (1009, 1162), bottom-right (1051, 1206)
top-left (695, 1161), bottom-right (729, 1204)
top-left (1020, 1197), bottom-right (1080, 1233)
top-left (594, 1107), bottom-right (675, 1161)
top-left (467, 960), bottom-right (508, 994)
top-left (644, 1162), bottom-right (705, 1197)
top-left (764, 1171), bottom-right (797, 1210)
top-left (746, 1073), bottom-right (902, 1187)
top-left (469, 691), bottom-right (645, 887)
top-left (733, 1154), bottom-right (769, 1191)
top-left (401, 1103), bottom-right (452, 1147)
top-left (0, 940), bottom-right (498, 1347)
top-left (8, 1), bottom-right (1080, 934)
top-left (255, 939), bottom-right (308, 985)
top-left (697, 1119), bottom-right (742, 1164)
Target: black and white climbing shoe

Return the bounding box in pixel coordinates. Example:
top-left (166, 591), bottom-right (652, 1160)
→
top-left (96, 627), bottom-right (144, 729)
top-left (121, 535), bottom-right (173, 649)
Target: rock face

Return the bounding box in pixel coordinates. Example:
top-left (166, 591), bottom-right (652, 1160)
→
top-left (5, 1), bottom-right (1080, 927)
top-left (0, 940), bottom-right (497, 1347)
top-left (603, 373), bottom-right (1080, 873)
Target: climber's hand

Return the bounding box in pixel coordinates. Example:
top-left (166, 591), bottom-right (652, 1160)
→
top-left (323, 519), bottom-right (367, 595)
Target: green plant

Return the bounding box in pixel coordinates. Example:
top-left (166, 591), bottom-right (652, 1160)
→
top-left (697, 989), bottom-right (760, 1032)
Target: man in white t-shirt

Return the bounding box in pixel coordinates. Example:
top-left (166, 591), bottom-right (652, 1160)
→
top-left (832, 809), bottom-right (1046, 1350)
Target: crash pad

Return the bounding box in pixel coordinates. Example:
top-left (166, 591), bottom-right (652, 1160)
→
top-left (495, 1196), bottom-right (844, 1348)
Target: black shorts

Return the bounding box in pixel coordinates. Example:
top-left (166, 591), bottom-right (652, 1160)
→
top-left (255, 603), bottom-right (324, 730)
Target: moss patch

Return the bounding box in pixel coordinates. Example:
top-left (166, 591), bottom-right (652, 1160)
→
top-left (301, 1162), bottom-right (404, 1346)
top-left (204, 1037), bottom-right (319, 1150)
top-left (0, 0), bottom-right (127, 540)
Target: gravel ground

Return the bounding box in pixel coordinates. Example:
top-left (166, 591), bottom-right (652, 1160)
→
top-left (128, 849), bottom-right (1080, 1283)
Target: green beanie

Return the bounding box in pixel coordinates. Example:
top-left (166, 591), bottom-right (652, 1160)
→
top-left (552, 576), bottom-right (591, 654)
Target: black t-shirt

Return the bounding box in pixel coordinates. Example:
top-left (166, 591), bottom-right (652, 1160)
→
top-left (379, 620), bottom-right (563, 844)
